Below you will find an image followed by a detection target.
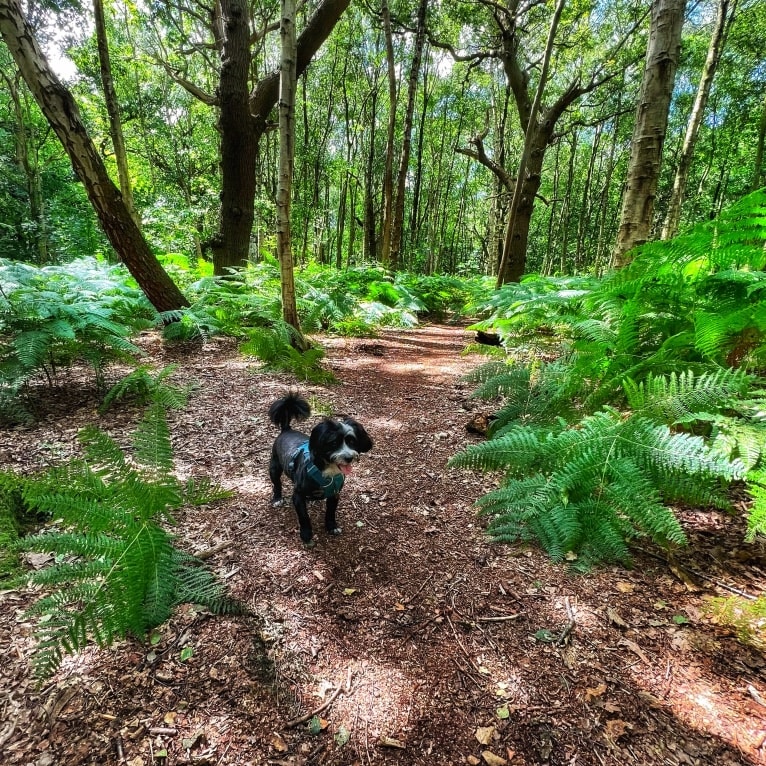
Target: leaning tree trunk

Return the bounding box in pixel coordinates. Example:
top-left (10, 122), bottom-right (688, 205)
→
top-left (0, 0), bottom-right (188, 312)
top-left (661, 0), bottom-right (734, 240)
top-left (613, 0), bottom-right (687, 265)
top-left (276, 0), bottom-right (307, 349)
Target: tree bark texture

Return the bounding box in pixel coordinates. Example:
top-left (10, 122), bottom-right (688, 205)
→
top-left (211, 0), bottom-right (258, 275)
top-left (497, 0), bottom-right (566, 286)
top-left (276, 0), bottom-right (305, 345)
top-left (613, 0), bottom-right (687, 265)
top-left (94, 0), bottom-right (140, 231)
top-left (0, 0), bottom-right (188, 313)
top-left (390, 0), bottom-right (428, 270)
top-left (380, 0), bottom-right (397, 267)
top-left (661, 0), bottom-right (734, 240)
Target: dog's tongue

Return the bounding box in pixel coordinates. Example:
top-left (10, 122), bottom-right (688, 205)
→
top-left (340, 463), bottom-right (353, 476)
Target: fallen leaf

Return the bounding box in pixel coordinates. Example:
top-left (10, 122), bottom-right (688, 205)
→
top-left (495, 704), bottom-right (510, 720)
top-left (604, 718), bottom-right (632, 744)
top-left (619, 637), bottom-right (650, 664)
top-left (481, 750), bottom-right (508, 766)
top-left (669, 564), bottom-right (702, 592)
top-left (607, 608), bottom-right (629, 628)
top-left (475, 726), bottom-right (495, 745)
top-left (343, 588), bottom-right (358, 596)
top-left (616, 581), bottom-right (635, 593)
top-left (335, 726), bottom-right (351, 746)
top-left (270, 733), bottom-right (288, 752)
top-left (585, 683), bottom-right (607, 702)
top-left (393, 603), bottom-right (406, 611)
top-left (163, 711), bottom-right (177, 725)
top-left (378, 735), bottom-right (406, 749)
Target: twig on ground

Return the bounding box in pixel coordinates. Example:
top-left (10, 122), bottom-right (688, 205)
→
top-left (475, 613), bottom-right (522, 623)
top-left (635, 547), bottom-right (757, 600)
top-left (285, 673), bottom-right (352, 728)
top-left (195, 541), bottom-right (233, 560)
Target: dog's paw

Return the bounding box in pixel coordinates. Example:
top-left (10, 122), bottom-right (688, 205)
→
top-left (328, 526), bottom-right (342, 536)
top-left (303, 538), bottom-right (317, 549)
top-left (271, 498), bottom-right (284, 508)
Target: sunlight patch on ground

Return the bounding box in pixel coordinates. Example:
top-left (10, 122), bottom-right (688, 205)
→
top-left (629, 661), bottom-right (766, 754)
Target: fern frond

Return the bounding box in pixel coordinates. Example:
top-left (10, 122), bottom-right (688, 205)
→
top-left (624, 368), bottom-right (751, 425)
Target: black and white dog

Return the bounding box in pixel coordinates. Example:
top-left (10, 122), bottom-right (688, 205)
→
top-left (268, 392), bottom-right (373, 546)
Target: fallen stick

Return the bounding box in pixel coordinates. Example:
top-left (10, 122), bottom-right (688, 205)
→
top-left (286, 681), bottom-right (346, 728)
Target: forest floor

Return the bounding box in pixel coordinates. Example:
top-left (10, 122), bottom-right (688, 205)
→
top-left (2, 324), bottom-right (766, 766)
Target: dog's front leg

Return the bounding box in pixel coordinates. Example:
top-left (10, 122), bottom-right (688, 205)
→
top-left (324, 496), bottom-right (341, 536)
top-left (292, 494), bottom-right (315, 545)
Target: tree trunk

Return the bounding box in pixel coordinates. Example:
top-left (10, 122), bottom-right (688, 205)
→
top-left (497, 0), bottom-right (566, 286)
top-left (380, 0), bottom-right (397, 268)
top-left (661, 0), bottom-right (734, 240)
top-left (0, 0), bottom-right (187, 312)
top-left (2, 68), bottom-right (48, 262)
top-left (613, 0), bottom-right (687, 265)
top-left (276, 0), bottom-right (306, 347)
top-left (753, 92), bottom-right (766, 192)
top-left (210, 0), bottom-right (257, 275)
top-left (208, 0), bottom-right (351, 275)
top-left (390, 0), bottom-right (427, 270)
top-left (94, 0), bottom-right (140, 231)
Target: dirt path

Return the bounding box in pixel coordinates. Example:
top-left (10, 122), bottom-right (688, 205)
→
top-left (1, 326), bottom-right (765, 765)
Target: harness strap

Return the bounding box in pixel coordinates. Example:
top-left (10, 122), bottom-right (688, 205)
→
top-left (291, 443), bottom-right (345, 498)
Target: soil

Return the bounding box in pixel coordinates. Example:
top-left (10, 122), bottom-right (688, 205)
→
top-left (1, 324), bottom-right (766, 766)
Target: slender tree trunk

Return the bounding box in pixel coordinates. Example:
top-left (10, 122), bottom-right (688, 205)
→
top-left (94, 0), bottom-right (140, 230)
top-left (380, 0), bottom-right (397, 267)
top-left (753, 92), bottom-right (766, 192)
top-left (2, 68), bottom-right (48, 262)
top-left (576, 123), bottom-right (601, 269)
top-left (363, 83), bottom-right (378, 261)
top-left (497, 0), bottom-right (566, 286)
top-left (613, 0), bottom-right (687, 266)
top-left (276, 0), bottom-right (306, 347)
top-left (661, 0), bottom-right (734, 239)
top-left (409, 55), bottom-right (430, 257)
top-left (390, 0), bottom-right (427, 270)
top-left (0, 0), bottom-right (187, 312)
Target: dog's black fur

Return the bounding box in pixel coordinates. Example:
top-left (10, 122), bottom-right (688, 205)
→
top-left (268, 392), bottom-right (373, 545)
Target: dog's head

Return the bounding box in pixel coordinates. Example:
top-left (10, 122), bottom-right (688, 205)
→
top-left (309, 418), bottom-right (373, 476)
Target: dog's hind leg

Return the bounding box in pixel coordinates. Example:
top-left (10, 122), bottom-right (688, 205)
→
top-left (324, 496), bottom-right (341, 536)
top-left (269, 449), bottom-right (284, 507)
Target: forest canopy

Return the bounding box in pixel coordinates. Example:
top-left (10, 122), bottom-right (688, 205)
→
top-left (0, 0), bottom-right (763, 285)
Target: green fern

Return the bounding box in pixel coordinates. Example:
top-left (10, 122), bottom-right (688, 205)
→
top-left (450, 407), bottom-right (742, 565)
top-left (100, 364), bottom-right (195, 413)
top-left (239, 323), bottom-right (336, 383)
top-left (13, 401), bottom-right (242, 679)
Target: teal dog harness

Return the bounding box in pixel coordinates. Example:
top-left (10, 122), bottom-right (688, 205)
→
top-left (290, 443), bottom-right (345, 498)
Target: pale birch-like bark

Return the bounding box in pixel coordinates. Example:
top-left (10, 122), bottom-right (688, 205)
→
top-left (613, 0), bottom-right (687, 265)
top-left (661, 0), bottom-right (735, 240)
top-left (276, 0), bottom-right (306, 347)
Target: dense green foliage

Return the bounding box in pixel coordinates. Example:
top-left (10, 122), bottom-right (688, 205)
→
top-left (453, 190), bottom-right (766, 566)
top-left (0, 254), bottom-right (490, 415)
top-left (2, 2), bottom-right (763, 276)
top-left (8, 398), bottom-right (240, 679)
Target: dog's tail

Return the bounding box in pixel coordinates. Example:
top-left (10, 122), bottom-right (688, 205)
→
top-left (268, 392), bottom-right (311, 431)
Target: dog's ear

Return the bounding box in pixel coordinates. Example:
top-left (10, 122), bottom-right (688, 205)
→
top-left (345, 418), bottom-right (373, 453)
